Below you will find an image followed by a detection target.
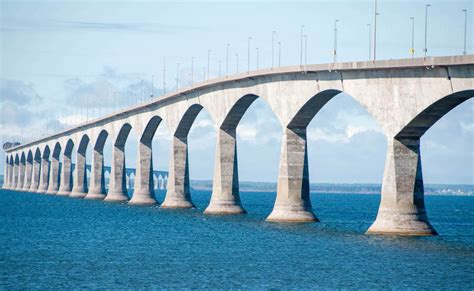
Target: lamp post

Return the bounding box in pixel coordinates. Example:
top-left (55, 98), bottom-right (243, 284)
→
top-left (410, 17), bottom-right (415, 58)
top-left (278, 41), bottom-right (281, 67)
top-left (367, 24), bottom-right (372, 61)
top-left (424, 4), bottom-right (431, 58)
top-left (256, 47), bottom-right (259, 69)
top-left (300, 25), bottom-right (304, 66)
top-left (235, 53), bottom-right (239, 73)
top-left (333, 20), bottom-right (339, 63)
top-left (219, 61), bottom-right (222, 77)
top-left (191, 57), bottom-right (194, 85)
top-left (207, 50), bottom-right (211, 80)
top-left (373, 0), bottom-right (378, 62)
top-left (247, 37), bottom-right (252, 73)
top-left (162, 56), bottom-right (166, 95)
top-left (462, 9), bottom-right (467, 55)
top-left (176, 63), bottom-right (180, 91)
top-left (303, 35), bottom-right (307, 71)
top-left (226, 44), bottom-right (230, 77)
top-left (272, 30), bottom-right (276, 69)
top-left (151, 74), bottom-right (154, 98)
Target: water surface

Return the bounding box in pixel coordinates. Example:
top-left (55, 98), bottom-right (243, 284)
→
top-left (1, 189), bottom-right (473, 289)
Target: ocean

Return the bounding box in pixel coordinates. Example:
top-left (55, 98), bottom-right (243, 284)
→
top-left (1, 188), bottom-right (473, 289)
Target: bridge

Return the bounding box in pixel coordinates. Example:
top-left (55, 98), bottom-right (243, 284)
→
top-left (2, 55), bottom-right (473, 236)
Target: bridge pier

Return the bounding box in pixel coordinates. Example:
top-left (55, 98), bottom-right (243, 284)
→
top-left (130, 142), bottom-right (158, 205)
top-left (46, 155), bottom-right (60, 194)
top-left (70, 152), bottom-right (87, 198)
top-left (267, 128), bottom-right (318, 222)
top-left (29, 156), bottom-right (40, 192)
top-left (11, 162), bottom-right (18, 190)
top-left (205, 129), bottom-right (245, 215)
top-left (105, 146), bottom-right (129, 202)
top-left (85, 149), bottom-right (106, 200)
top-left (3, 159), bottom-right (10, 189)
top-left (22, 159), bottom-right (32, 191)
top-left (57, 154), bottom-right (72, 195)
top-left (16, 160), bottom-right (25, 191)
top-left (367, 137), bottom-right (437, 236)
top-left (162, 136), bottom-right (194, 208)
top-left (37, 158), bottom-right (50, 193)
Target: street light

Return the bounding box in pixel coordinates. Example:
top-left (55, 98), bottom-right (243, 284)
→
top-left (278, 41), bottom-right (281, 67)
top-left (256, 47), bottom-right (259, 69)
top-left (247, 37), bottom-right (252, 73)
top-left (151, 74), bottom-right (155, 98)
top-left (300, 25), bottom-right (304, 66)
top-left (373, 0), bottom-right (379, 62)
top-left (207, 50), bottom-right (211, 80)
top-left (235, 53), bottom-right (239, 73)
top-left (333, 20), bottom-right (339, 63)
top-left (191, 57), bottom-right (194, 85)
top-left (272, 30), bottom-right (276, 69)
top-left (219, 61), bottom-right (222, 77)
top-left (303, 35), bottom-right (307, 71)
top-left (424, 4), bottom-right (431, 58)
top-left (367, 24), bottom-right (372, 61)
top-left (226, 44), bottom-right (230, 77)
top-left (176, 63), bottom-right (180, 91)
top-left (410, 17), bottom-right (415, 58)
top-left (162, 56), bottom-right (166, 95)
top-left (462, 9), bottom-right (468, 55)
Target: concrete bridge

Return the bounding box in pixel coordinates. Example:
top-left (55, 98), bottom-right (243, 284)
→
top-left (3, 55), bottom-right (473, 236)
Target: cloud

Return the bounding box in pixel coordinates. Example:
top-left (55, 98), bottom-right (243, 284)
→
top-left (460, 122), bottom-right (474, 134)
top-left (0, 79), bottom-right (42, 105)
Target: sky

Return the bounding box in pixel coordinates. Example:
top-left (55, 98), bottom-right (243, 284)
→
top-left (0, 0), bottom-right (473, 184)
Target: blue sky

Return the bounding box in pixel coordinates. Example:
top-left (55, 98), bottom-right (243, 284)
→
top-left (0, 0), bottom-right (473, 184)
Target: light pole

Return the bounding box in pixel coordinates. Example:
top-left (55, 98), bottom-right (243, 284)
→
top-left (410, 17), bottom-right (415, 58)
top-left (247, 37), bottom-right (252, 73)
top-left (367, 24), bottom-right (372, 61)
top-left (278, 41), bottom-right (281, 67)
top-left (219, 61), bottom-right (222, 77)
top-left (424, 4), bottom-right (431, 58)
top-left (462, 9), bottom-right (467, 55)
top-left (140, 80), bottom-right (143, 102)
top-left (162, 56), bottom-right (166, 95)
top-left (256, 48), bottom-right (259, 69)
top-left (272, 30), bottom-right (276, 69)
top-left (207, 50), bottom-right (211, 80)
top-left (235, 53), bottom-right (239, 73)
top-left (191, 57), bottom-right (194, 85)
top-left (176, 63), bottom-right (180, 91)
top-left (226, 44), bottom-right (230, 77)
top-left (303, 35), bottom-right (307, 71)
top-left (373, 0), bottom-right (378, 62)
top-left (151, 74), bottom-right (154, 98)
top-left (300, 25), bottom-right (304, 66)
top-left (333, 20), bottom-right (339, 63)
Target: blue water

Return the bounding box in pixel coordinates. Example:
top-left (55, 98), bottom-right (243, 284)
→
top-left (1, 189), bottom-right (473, 289)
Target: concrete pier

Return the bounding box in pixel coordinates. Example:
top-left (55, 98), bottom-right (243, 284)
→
top-left (56, 149), bottom-right (72, 196)
top-left (22, 155), bottom-right (33, 191)
top-left (85, 148), bottom-right (106, 200)
top-left (267, 128), bottom-right (318, 222)
top-left (162, 136), bottom-right (194, 208)
top-left (37, 154), bottom-right (50, 193)
top-left (70, 151), bottom-right (88, 198)
top-left (105, 146), bottom-right (129, 202)
top-left (29, 153), bottom-right (41, 192)
top-left (46, 149), bottom-right (60, 195)
top-left (130, 141), bottom-right (158, 205)
top-left (16, 156), bottom-right (25, 190)
top-left (3, 158), bottom-right (11, 189)
top-left (367, 138), bottom-right (437, 236)
top-left (204, 129), bottom-right (246, 215)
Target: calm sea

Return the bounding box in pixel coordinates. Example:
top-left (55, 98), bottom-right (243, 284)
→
top-left (1, 189), bottom-right (473, 289)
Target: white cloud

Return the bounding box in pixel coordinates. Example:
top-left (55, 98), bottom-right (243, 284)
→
top-left (460, 122), bottom-right (474, 134)
top-left (237, 124), bottom-right (257, 141)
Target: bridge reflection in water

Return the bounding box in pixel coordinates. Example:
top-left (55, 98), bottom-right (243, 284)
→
top-left (3, 56), bottom-right (474, 236)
